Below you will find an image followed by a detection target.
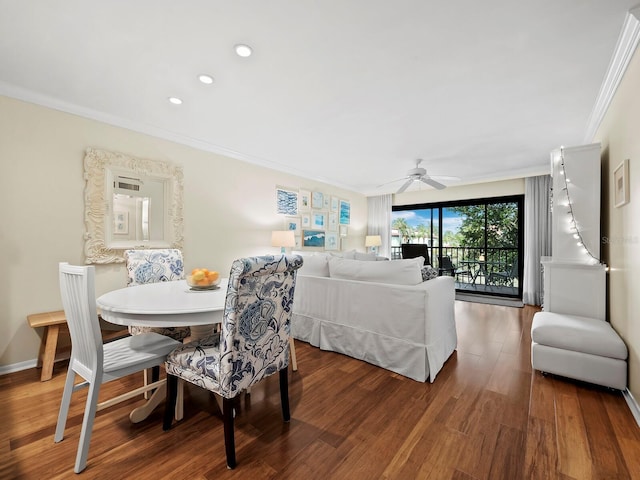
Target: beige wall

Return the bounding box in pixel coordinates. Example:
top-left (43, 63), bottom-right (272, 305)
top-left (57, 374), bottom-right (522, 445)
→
top-left (393, 178), bottom-right (525, 206)
top-left (0, 95), bottom-right (366, 368)
top-left (594, 47), bottom-right (640, 399)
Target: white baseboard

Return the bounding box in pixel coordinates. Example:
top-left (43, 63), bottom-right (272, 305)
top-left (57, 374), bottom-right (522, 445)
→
top-left (623, 388), bottom-right (640, 428)
top-left (0, 358), bottom-right (38, 376)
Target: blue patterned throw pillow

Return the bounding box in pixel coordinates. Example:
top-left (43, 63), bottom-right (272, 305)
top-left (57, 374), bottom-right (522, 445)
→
top-left (421, 265), bottom-right (438, 281)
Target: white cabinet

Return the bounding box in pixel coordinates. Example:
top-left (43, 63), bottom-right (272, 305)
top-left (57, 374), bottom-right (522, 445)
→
top-left (541, 258), bottom-right (606, 320)
top-left (544, 143), bottom-right (606, 318)
top-left (550, 143), bottom-right (601, 262)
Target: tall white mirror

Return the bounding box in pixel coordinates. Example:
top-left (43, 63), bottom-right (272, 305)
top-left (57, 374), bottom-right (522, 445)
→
top-left (83, 148), bottom-right (184, 264)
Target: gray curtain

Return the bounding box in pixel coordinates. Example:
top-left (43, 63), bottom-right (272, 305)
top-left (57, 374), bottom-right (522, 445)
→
top-left (367, 194), bottom-right (392, 258)
top-left (523, 175), bottom-right (552, 305)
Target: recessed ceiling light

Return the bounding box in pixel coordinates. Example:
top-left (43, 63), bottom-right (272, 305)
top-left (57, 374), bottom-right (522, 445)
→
top-left (235, 44), bottom-right (252, 57)
top-left (168, 97), bottom-right (183, 105)
top-left (198, 74), bottom-right (214, 84)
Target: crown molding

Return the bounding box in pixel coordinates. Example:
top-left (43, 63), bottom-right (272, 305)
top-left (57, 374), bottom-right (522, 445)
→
top-left (584, 6), bottom-right (640, 142)
top-left (0, 82), bottom-right (357, 194)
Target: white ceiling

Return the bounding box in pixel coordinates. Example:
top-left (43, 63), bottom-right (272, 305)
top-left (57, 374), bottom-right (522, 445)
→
top-left (0, 1), bottom-right (635, 195)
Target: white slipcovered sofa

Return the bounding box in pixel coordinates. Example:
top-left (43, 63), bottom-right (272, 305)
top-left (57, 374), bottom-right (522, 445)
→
top-left (291, 254), bottom-right (457, 382)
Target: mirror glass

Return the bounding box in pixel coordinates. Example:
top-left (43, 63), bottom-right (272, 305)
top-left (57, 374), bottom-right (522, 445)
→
top-left (84, 148), bottom-right (184, 264)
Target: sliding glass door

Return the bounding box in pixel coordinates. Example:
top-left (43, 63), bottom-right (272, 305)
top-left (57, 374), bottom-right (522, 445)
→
top-left (392, 195), bottom-right (523, 298)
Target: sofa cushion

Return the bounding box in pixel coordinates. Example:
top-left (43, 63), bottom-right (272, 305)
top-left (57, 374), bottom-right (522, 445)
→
top-left (531, 312), bottom-right (628, 360)
top-left (297, 254), bottom-right (330, 277)
top-left (354, 252), bottom-right (378, 261)
top-left (342, 250), bottom-right (357, 259)
top-left (328, 256), bottom-right (423, 285)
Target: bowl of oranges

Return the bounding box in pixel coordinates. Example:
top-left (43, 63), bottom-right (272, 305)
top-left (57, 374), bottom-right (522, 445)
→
top-left (186, 268), bottom-right (221, 290)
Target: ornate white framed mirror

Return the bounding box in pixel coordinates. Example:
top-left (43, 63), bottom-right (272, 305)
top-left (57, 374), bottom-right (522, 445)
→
top-left (83, 147), bottom-right (184, 264)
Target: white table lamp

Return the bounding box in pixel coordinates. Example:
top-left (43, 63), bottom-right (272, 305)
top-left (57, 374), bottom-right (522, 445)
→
top-left (271, 230), bottom-right (296, 253)
top-left (365, 235), bottom-right (382, 254)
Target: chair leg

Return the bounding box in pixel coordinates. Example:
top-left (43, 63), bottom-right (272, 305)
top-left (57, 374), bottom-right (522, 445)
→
top-left (279, 369), bottom-right (290, 422)
top-left (223, 397), bottom-right (237, 469)
top-left (163, 374), bottom-right (178, 431)
top-left (74, 378), bottom-right (101, 473)
top-left (143, 366), bottom-right (160, 400)
top-left (289, 337), bottom-right (298, 372)
top-left (54, 368), bottom-right (76, 442)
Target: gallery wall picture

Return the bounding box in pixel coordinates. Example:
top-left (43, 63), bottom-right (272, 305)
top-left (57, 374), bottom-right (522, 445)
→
top-left (287, 218), bottom-right (301, 233)
top-left (325, 232), bottom-right (339, 250)
top-left (275, 187), bottom-right (298, 215)
top-left (312, 191), bottom-right (324, 209)
top-left (312, 212), bottom-right (326, 229)
top-left (339, 200), bottom-right (351, 225)
top-left (299, 190), bottom-right (311, 211)
top-left (303, 230), bottom-right (325, 247)
top-left (328, 212), bottom-right (338, 231)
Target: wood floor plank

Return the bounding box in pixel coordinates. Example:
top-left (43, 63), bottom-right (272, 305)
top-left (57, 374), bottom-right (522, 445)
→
top-left (2, 302), bottom-right (639, 478)
top-left (524, 416), bottom-right (561, 480)
top-left (555, 391), bottom-right (593, 479)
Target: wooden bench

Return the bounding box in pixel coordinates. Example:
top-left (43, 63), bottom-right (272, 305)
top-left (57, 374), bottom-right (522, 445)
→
top-left (27, 310), bottom-right (127, 381)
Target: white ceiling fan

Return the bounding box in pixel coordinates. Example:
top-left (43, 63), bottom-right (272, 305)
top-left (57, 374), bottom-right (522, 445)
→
top-left (379, 159), bottom-right (460, 193)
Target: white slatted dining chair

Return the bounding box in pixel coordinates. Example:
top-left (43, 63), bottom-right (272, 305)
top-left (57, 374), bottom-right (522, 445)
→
top-left (54, 263), bottom-right (181, 474)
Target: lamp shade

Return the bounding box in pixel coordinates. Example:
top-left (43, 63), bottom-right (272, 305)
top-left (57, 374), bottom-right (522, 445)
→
top-left (365, 235), bottom-right (382, 247)
top-left (271, 230), bottom-right (296, 248)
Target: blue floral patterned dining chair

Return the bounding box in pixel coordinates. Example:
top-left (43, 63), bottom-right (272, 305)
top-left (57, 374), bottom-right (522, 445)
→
top-left (162, 254), bottom-right (304, 469)
top-left (124, 249), bottom-right (190, 342)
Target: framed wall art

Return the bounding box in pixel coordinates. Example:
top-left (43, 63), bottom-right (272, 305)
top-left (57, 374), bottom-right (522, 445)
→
top-left (302, 230), bottom-right (325, 247)
top-left (275, 186), bottom-right (298, 215)
top-left (330, 196), bottom-right (339, 212)
top-left (114, 211), bottom-right (128, 235)
top-left (312, 212), bottom-right (326, 229)
top-left (614, 159), bottom-right (630, 207)
top-left (339, 199), bottom-right (351, 225)
top-left (328, 212), bottom-right (338, 231)
top-left (325, 232), bottom-right (339, 251)
top-left (299, 190), bottom-right (311, 211)
top-left (312, 191), bottom-right (324, 209)
top-left (301, 214), bottom-right (311, 228)
top-left (287, 217), bottom-right (301, 233)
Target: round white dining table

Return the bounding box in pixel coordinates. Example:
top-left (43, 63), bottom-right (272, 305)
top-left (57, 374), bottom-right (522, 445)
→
top-left (97, 278), bottom-right (228, 340)
top-left (96, 278), bottom-right (229, 423)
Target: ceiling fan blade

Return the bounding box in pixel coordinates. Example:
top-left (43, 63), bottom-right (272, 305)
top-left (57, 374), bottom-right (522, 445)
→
top-left (429, 175), bottom-right (460, 181)
top-left (420, 177), bottom-right (446, 190)
top-left (396, 178), bottom-right (414, 193)
top-left (376, 176), bottom-right (409, 188)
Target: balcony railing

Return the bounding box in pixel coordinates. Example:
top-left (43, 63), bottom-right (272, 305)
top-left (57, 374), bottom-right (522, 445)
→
top-left (391, 245), bottom-right (519, 295)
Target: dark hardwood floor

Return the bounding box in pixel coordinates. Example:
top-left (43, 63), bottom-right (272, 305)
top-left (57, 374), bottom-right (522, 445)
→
top-left (2, 302), bottom-right (639, 479)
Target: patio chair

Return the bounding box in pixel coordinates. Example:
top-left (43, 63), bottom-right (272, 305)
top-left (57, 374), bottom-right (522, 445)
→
top-left (489, 259), bottom-right (519, 286)
top-left (401, 244), bottom-right (431, 265)
top-left (439, 256), bottom-right (471, 282)
top-left (163, 254), bottom-right (303, 469)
